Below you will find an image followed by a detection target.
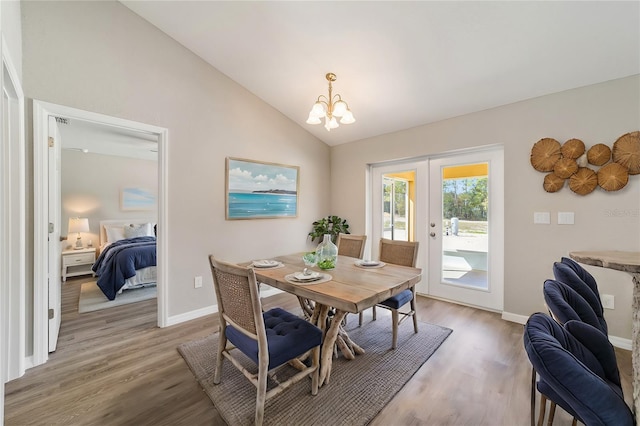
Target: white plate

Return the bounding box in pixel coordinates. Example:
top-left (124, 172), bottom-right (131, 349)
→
top-left (293, 271), bottom-right (321, 281)
top-left (357, 260), bottom-right (380, 267)
top-left (252, 259), bottom-right (280, 268)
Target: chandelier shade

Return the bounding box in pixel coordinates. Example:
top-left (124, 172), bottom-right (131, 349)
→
top-left (306, 73), bottom-right (355, 131)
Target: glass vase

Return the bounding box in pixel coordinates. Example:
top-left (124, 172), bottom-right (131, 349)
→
top-left (316, 234), bottom-right (338, 270)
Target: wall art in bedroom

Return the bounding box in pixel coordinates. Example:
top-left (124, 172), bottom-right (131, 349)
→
top-left (226, 157), bottom-right (299, 220)
top-left (120, 187), bottom-right (157, 211)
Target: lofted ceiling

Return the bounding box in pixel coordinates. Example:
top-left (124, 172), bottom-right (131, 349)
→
top-left (121, 1), bottom-right (640, 146)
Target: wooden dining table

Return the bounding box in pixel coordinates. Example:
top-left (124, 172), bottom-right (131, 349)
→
top-left (569, 250), bottom-right (640, 423)
top-left (250, 253), bottom-right (422, 387)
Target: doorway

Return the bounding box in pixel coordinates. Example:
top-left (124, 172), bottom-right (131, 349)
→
top-left (370, 147), bottom-right (504, 311)
top-left (32, 100), bottom-right (168, 366)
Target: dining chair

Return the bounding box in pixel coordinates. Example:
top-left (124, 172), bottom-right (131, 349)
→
top-left (208, 256), bottom-right (322, 426)
top-left (560, 256), bottom-right (601, 300)
top-left (336, 233), bottom-right (367, 259)
top-left (524, 313), bottom-right (633, 426)
top-left (359, 238), bottom-right (419, 349)
top-left (553, 262), bottom-right (607, 334)
top-left (533, 279), bottom-right (610, 426)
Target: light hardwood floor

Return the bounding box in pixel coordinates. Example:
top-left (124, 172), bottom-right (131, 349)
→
top-left (5, 277), bottom-right (632, 425)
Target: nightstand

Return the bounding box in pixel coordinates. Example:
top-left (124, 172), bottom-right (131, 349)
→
top-left (62, 247), bottom-right (96, 282)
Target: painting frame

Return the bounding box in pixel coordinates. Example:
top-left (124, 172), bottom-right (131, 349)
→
top-left (226, 157), bottom-right (300, 220)
top-left (120, 187), bottom-right (157, 211)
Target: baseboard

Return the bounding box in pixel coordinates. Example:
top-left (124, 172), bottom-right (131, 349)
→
top-left (166, 304), bottom-right (218, 327)
top-left (501, 311), bottom-right (529, 325)
top-left (502, 311), bottom-right (632, 350)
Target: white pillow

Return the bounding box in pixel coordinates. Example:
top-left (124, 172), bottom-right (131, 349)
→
top-left (124, 223), bottom-right (153, 239)
top-left (105, 225), bottom-right (126, 244)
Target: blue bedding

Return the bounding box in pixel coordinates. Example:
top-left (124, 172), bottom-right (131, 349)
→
top-left (92, 236), bottom-right (157, 300)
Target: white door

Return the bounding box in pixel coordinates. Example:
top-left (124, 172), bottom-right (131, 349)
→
top-left (48, 116), bottom-right (62, 352)
top-left (428, 148), bottom-right (504, 311)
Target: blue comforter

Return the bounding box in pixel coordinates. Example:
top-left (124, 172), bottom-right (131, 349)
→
top-left (92, 236), bottom-right (157, 300)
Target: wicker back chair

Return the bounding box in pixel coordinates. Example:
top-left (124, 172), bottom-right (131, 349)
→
top-left (359, 239), bottom-right (420, 349)
top-left (209, 256), bottom-right (322, 426)
top-left (336, 233), bottom-right (367, 258)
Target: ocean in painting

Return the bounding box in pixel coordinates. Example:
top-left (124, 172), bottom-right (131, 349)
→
top-left (228, 192), bottom-right (297, 218)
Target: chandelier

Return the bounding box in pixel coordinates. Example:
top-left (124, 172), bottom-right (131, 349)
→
top-left (306, 72), bottom-right (355, 131)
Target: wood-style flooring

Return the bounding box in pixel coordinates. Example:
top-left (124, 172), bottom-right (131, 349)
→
top-left (4, 277), bottom-right (632, 425)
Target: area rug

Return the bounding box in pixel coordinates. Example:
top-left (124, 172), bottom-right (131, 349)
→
top-left (78, 281), bottom-right (156, 313)
top-left (178, 316), bottom-right (452, 426)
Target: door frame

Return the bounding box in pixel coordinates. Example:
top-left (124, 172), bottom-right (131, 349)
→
top-left (32, 100), bottom-right (169, 367)
top-left (1, 35), bottom-right (26, 383)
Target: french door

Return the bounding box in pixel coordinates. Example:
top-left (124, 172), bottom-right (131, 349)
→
top-left (428, 149), bottom-right (504, 311)
top-left (371, 147), bottom-right (503, 311)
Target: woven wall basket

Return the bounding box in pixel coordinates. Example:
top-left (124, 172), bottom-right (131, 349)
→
top-left (530, 138), bottom-right (561, 172)
top-left (561, 139), bottom-right (585, 159)
top-left (597, 162), bottom-right (629, 191)
top-left (543, 173), bottom-right (565, 193)
top-left (569, 167), bottom-right (598, 195)
top-left (587, 143), bottom-right (611, 166)
top-left (553, 157), bottom-right (578, 179)
top-left (612, 131), bottom-right (640, 175)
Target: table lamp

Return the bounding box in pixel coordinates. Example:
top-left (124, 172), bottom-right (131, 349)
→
top-left (68, 217), bottom-right (90, 250)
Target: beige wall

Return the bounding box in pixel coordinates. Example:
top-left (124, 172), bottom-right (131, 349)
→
top-left (332, 75), bottom-right (640, 340)
top-left (61, 150), bottom-right (158, 248)
top-left (22, 1), bottom-right (329, 320)
top-left (2, 0), bottom-right (22, 79)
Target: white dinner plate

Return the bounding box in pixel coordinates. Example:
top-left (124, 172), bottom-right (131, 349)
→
top-left (292, 271), bottom-right (321, 281)
top-left (252, 259), bottom-right (281, 268)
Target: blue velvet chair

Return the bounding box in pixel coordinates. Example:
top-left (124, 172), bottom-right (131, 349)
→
top-left (524, 313), bottom-right (634, 426)
top-left (209, 256), bottom-right (323, 426)
top-left (561, 256), bottom-right (601, 300)
top-left (553, 261), bottom-right (607, 334)
top-left (543, 279), bottom-right (605, 334)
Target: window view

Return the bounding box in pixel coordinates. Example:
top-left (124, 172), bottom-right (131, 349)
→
top-left (383, 174), bottom-right (410, 241)
top-left (441, 163), bottom-right (489, 290)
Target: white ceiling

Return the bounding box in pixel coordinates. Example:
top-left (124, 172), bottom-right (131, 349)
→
top-left (121, 1), bottom-right (639, 146)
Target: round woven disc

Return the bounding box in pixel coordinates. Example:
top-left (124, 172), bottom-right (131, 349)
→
top-left (553, 157), bottom-right (578, 179)
top-left (569, 167), bottom-right (598, 195)
top-left (531, 138), bottom-right (561, 172)
top-left (597, 162), bottom-right (629, 191)
top-left (561, 139), bottom-right (585, 159)
top-left (543, 173), bottom-right (564, 193)
top-left (587, 143), bottom-right (611, 166)
top-left (612, 131), bottom-right (640, 174)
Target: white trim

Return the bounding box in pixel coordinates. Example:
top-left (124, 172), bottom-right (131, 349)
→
top-left (1, 36), bottom-right (26, 381)
top-left (166, 305), bottom-right (219, 327)
top-left (501, 311), bottom-right (529, 325)
top-left (32, 100), bottom-right (169, 367)
top-left (502, 311), bottom-right (632, 350)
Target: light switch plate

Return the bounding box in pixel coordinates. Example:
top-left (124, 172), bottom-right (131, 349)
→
top-left (534, 212), bottom-right (550, 224)
top-left (558, 212), bottom-right (575, 225)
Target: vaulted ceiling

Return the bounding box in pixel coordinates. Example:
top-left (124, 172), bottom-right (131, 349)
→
top-left (121, 1), bottom-right (640, 146)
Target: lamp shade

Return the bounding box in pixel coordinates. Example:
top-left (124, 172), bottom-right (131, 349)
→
top-left (68, 217), bottom-right (90, 234)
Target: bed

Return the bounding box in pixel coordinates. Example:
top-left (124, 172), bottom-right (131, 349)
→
top-left (92, 219), bottom-right (157, 300)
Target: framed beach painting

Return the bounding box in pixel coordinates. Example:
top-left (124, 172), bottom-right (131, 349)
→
top-left (226, 157), bottom-right (299, 220)
top-left (121, 187), bottom-right (157, 211)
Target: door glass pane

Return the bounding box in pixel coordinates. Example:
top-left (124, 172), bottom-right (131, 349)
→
top-left (382, 175), bottom-right (409, 241)
top-left (441, 163), bottom-right (488, 290)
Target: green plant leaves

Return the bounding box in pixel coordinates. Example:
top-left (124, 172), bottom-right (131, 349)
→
top-left (308, 215), bottom-right (350, 243)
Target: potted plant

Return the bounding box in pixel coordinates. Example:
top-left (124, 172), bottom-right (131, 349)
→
top-left (308, 215), bottom-right (350, 243)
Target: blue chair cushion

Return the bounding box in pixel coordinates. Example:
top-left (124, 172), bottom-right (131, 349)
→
top-left (524, 313), bottom-right (634, 426)
top-left (378, 289), bottom-right (413, 310)
top-left (543, 280), bottom-right (604, 334)
top-left (225, 307), bottom-right (322, 370)
top-left (561, 257), bottom-right (600, 298)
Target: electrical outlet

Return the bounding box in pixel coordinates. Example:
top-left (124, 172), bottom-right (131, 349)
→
top-left (601, 294), bottom-right (614, 310)
top-left (194, 276), bottom-right (203, 288)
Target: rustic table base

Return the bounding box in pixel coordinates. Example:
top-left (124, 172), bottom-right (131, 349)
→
top-left (297, 297), bottom-right (365, 386)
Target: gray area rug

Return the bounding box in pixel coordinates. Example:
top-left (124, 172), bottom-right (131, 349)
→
top-left (178, 315), bottom-right (452, 425)
top-left (78, 281), bottom-right (156, 313)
